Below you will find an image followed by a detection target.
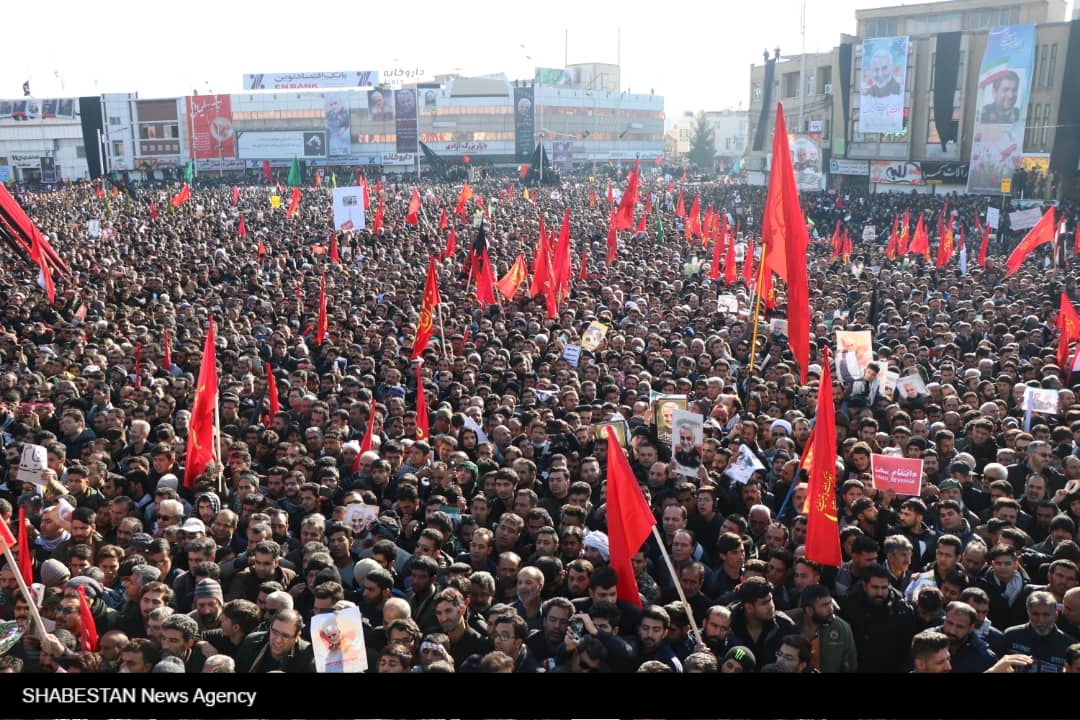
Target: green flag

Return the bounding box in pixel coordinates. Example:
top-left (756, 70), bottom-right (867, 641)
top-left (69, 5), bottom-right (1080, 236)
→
top-left (287, 156), bottom-right (302, 187)
top-left (655, 211), bottom-right (664, 245)
top-left (331, 172), bottom-right (337, 188)
top-left (184, 160), bottom-right (194, 183)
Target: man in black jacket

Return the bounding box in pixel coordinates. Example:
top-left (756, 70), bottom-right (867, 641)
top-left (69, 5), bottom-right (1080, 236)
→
top-left (726, 576), bottom-right (797, 671)
top-left (841, 563), bottom-right (916, 672)
top-left (235, 608), bottom-right (315, 672)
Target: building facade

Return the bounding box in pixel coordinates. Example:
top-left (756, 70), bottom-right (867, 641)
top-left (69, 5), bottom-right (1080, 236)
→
top-left (0, 73), bottom-right (664, 183)
top-left (746, 0), bottom-right (1073, 196)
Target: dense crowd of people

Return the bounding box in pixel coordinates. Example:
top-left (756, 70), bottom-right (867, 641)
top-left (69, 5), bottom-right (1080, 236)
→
top-left (0, 164), bottom-right (1078, 677)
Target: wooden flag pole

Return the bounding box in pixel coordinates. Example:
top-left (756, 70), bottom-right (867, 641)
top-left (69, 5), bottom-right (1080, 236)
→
top-left (649, 525), bottom-right (701, 643)
top-left (747, 239), bottom-right (769, 376)
top-left (1, 543), bottom-right (48, 643)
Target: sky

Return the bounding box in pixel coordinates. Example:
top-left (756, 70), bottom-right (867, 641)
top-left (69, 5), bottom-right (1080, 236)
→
top-left (3, 0), bottom-right (1075, 122)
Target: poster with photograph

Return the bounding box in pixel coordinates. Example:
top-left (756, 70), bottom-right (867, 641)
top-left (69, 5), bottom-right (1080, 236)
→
top-left (311, 606), bottom-right (367, 673)
top-left (332, 187), bottom-right (366, 231)
top-left (344, 503), bottom-right (379, 537)
top-left (595, 419), bottom-right (628, 448)
top-left (726, 443), bottom-right (766, 485)
top-left (580, 321), bottom-right (608, 352)
top-left (651, 393), bottom-right (687, 445)
top-left (878, 369), bottom-right (900, 401)
top-left (895, 373), bottom-right (929, 401)
top-left (835, 330), bottom-right (873, 382)
top-left (1024, 386), bottom-right (1058, 415)
top-left (671, 409), bottom-right (704, 477)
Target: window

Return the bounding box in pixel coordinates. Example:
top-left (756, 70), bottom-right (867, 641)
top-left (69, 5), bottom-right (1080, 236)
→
top-left (783, 72), bottom-right (800, 98)
top-left (819, 67), bottom-right (832, 93)
top-left (1047, 45), bottom-right (1058, 90)
top-left (76, 146), bottom-right (86, 159)
top-left (111, 141), bottom-right (125, 157)
top-left (753, 82), bottom-right (762, 101)
top-left (806, 73), bottom-right (815, 98)
top-left (108, 116), bottom-right (121, 126)
top-left (864, 19), bottom-right (899, 38)
top-left (1038, 45), bottom-right (1048, 88)
top-left (1039, 104), bottom-right (1051, 150)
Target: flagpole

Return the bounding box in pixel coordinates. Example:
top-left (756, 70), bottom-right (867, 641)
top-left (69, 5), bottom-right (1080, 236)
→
top-left (747, 239), bottom-right (768, 376)
top-left (649, 525), bottom-right (701, 642)
top-left (1, 543), bottom-right (48, 643)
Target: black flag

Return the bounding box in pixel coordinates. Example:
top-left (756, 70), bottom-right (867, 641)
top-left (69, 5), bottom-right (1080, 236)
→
top-left (22, 81), bottom-right (30, 97)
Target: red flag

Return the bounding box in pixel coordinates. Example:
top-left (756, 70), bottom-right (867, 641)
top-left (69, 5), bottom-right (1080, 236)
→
top-left (134, 342), bottom-right (142, 388)
top-left (162, 328), bottom-right (171, 373)
top-left (910, 214), bottom-right (930, 259)
top-left (411, 257), bottom-right (441, 360)
top-left (314, 170), bottom-right (322, 188)
top-left (606, 180), bottom-right (614, 205)
top-left (936, 227), bottom-right (955, 269)
top-left (675, 188), bottom-right (686, 218)
top-left (360, 177), bottom-right (370, 210)
top-left (760, 103), bottom-right (811, 382)
top-left (829, 221), bottom-right (842, 260)
top-left (635, 213), bottom-right (648, 234)
top-left (806, 347), bottom-right (842, 567)
top-left (685, 194), bottom-right (702, 238)
top-left (439, 208), bottom-right (448, 230)
top-left (709, 221), bottom-right (723, 280)
top-left (170, 183), bottom-right (190, 208)
top-left (16, 508), bottom-right (32, 587)
top-left (149, 201), bottom-right (159, 222)
top-left (262, 160), bottom-right (273, 183)
top-left (742, 233), bottom-right (756, 286)
top-left (184, 317), bottom-right (218, 489)
top-left (724, 229), bottom-right (737, 285)
top-left (30, 227), bottom-right (55, 304)
top-left (604, 424), bottom-right (657, 608)
top-left (257, 239), bottom-right (267, 260)
top-left (237, 214), bottom-right (246, 238)
top-left (94, 184), bottom-right (104, 199)
top-left (978, 222), bottom-right (991, 267)
top-left (531, 217), bottom-right (554, 297)
top-left (613, 159), bottom-right (640, 230)
top-left (265, 362), bottom-right (280, 424)
top-left (76, 584), bottom-right (98, 652)
top-left (470, 222), bottom-right (497, 306)
top-left (1075, 224), bottom-right (1080, 256)
top-left (885, 215), bottom-right (899, 259)
top-left (442, 228), bottom-right (457, 261)
top-left (455, 182), bottom-right (474, 215)
top-left (359, 402), bottom-right (378, 455)
top-left (496, 253), bottom-right (528, 300)
top-left (519, 164), bottom-right (529, 180)
top-left (553, 208), bottom-right (572, 302)
top-left (588, 188), bottom-right (597, 209)
top-left (405, 188), bottom-right (422, 226)
top-left (232, 185), bottom-right (240, 206)
top-left (899, 209), bottom-right (910, 255)
top-left (606, 212), bottom-right (618, 264)
top-left (415, 365), bottom-right (429, 442)
top-left (1005, 207), bottom-right (1057, 276)
top-left (285, 188), bottom-right (301, 218)
top-left (328, 232), bottom-right (340, 263)
top-left (1056, 291), bottom-right (1080, 368)
top-left (373, 196), bottom-right (384, 233)
top-left (316, 272), bottom-right (329, 345)
top-left (578, 249), bottom-right (589, 281)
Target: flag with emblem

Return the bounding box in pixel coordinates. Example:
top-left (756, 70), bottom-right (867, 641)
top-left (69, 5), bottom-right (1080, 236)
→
top-left (415, 365), bottom-right (429, 441)
top-left (1056, 291), bottom-right (1080, 369)
top-left (806, 347), bottom-right (841, 567)
top-left (184, 317), bottom-right (218, 489)
top-left (411, 257), bottom-right (440, 360)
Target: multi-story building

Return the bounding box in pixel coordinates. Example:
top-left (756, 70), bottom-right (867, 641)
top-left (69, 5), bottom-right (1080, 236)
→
top-left (746, 0), bottom-right (1074, 196)
top-left (0, 69), bottom-right (664, 183)
top-left (669, 109), bottom-right (749, 170)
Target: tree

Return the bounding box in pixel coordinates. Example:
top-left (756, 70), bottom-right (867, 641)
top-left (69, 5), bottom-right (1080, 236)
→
top-left (688, 112), bottom-right (716, 170)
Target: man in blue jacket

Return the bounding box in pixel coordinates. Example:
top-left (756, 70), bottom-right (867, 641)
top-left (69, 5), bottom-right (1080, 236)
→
top-left (936, 600), bottom-right (997, 672)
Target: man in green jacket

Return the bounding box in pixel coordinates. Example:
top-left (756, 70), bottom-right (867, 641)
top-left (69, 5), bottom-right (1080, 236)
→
top-left (785, 583), bottom-right (858, 673)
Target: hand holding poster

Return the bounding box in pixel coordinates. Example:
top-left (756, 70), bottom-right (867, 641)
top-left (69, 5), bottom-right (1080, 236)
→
top-left (835, 330), bottom-right (873, 382)
top-left (878, 369), bottom-right (900, 401)
top-left (16, 444), bottom-right (47, 486)
top-left (871, 454), bottom-right (923, 496)
top-left (651, 393), bottom-right (687, 445)
top-left (580, 321), bottom-right (608, 352)
top-left (311, 606), bottom-right (367, 672)
top-left (895, 373), bottom-right (929, 402)
top-left (727, 443), bottom-right (765, 485)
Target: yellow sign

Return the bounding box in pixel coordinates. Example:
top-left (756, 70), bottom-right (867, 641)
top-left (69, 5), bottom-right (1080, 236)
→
top-left (999, 178), bottom-right (1012, 194)
top-left (270, 195), bottom-right (281, 209)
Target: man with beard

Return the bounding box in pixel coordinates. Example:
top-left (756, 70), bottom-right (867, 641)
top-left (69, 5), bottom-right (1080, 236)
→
top-left (432, 587), bottom-right (489, 667)
top-left (1003, 590), bottom-right (1078, 673)
top-left (933, 600), bottom-right (997, 672)
top-left (695, 604), bottom-right (734, 658)
top-left (628, 604), bottom-right (682, 672)
top-left (727, 576), bottom-right (797, 671)
top-left (785, 584), bottom-right (857, 672)
top-left (840, 563), bottom-right (916, 672)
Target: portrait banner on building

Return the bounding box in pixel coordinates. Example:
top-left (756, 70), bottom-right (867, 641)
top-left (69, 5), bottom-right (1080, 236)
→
top-left (967, 24), bottom-right (1036, 194)
top-left (552, 141), bottom-right (574, 171)
top-left (514, 86), bottom-right (535, 162)
top-left (324, 92), bottom-right (351, 157)
top-left (187, 94), bottom-right (235, 161)
top-left (790, 133), bottom-right (824, 190)
top-left (858, 35), bottom-right (909, 134)
top-left (394, 89), bottom-right (418, 154)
